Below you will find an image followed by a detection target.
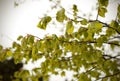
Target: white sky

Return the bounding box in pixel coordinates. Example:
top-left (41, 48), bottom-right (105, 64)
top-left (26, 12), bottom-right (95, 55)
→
top-left (0, 0), bottom-right (119, 47)
top-left (0, 0), bottom-right (120, 81)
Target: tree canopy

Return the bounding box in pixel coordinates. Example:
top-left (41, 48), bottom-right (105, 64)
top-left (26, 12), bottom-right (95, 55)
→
top-left (0, 0), bottom-right (120, 81)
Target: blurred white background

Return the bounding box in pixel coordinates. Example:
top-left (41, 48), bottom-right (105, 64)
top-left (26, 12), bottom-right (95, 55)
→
top-left (0, 0), bottom-right (119, 81)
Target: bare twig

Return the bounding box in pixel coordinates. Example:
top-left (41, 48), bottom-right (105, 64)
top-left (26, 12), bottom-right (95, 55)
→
top-left (103, 55), bottom-right (120, 60)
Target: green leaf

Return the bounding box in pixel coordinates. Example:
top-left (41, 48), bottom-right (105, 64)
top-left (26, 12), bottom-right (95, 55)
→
top-left (78, 27), bottom-right (88, 38)
top-left (106, 28), bottom-right (116, 37)
top-left (0, 45), bottom-right (3, 51)
top-left (17, 35), bottom-right (23, 41)
top-left (89, 71), bottom-right (100, 78)
top-left (117, 4), bottom-right (120, 21)
top-left (86, 22), bottom-right (102, 41)
top-left (56, 8), bottom-right (66, 22)
top-left (37, 16), bottom-right (51, 30)
top-left (88, 22), bottom-right (103, 32)
top-left (98, 7), bottom-right (107, 17)
top-left (61, 71), bottom-right (65, 76)
top-left (79, 73), bottom-right (91, 81)
top-left (14, 70), bottom-right (29, 79)
top-left (102, 78), bottom-right (108, 81)
top-left (27, 35), bottom-right (34, 45)
top-left (110, 20), bottom-right (118, 28)
top-left (117, 4), bottom-right (120, 12)
top-left (96, 35), bottom-right (107, 47)
top-left (85, 31), bottom-right (94, 41)
top-left (37, 40), bottom-right (45, 52)
top-left (6, 50), bottom-right (12, 57)
top-left (21, 37), bottom-right (27, 50)
top-left (98, 0), bottom-right (108, 7)
top-left (32, 47), bottom-right (37, 56)
top-left (110, 76), bottom-right (119, 81)
top-left (72, 4), bottom-right (78, 23)
top-left (118, 25), bottom-right (120, 33)
top-left (94, 22), bottom-right (103, 29)
top-left (73, 4), bottom-right (78, 12)
top-left (66, 21), bottom-right (74, 34)
top-left (80, 19), bottom-right (88, 25)
top-left (117, 13), bottom-right (120, 21)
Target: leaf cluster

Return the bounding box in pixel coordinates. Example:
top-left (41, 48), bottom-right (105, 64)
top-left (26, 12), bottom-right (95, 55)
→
top-left (0, 0), bottom-right (120, 81)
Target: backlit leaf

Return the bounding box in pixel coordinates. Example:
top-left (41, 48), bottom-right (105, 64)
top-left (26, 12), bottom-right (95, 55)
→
top-left (80, 19), bottom-right (88, 25)
top-left (110, 20), bottom-right (118, 28)
top-left (37, 16), bottom-right (51, 30)
top-left (106, 28), bottom-right (116, 37)
top-left (94, 22), bottom-right (103, 29)
top-left (56, 8), bottom-right (65, 22)
top-left (21, 37), bottom-right (27, 50)
top-left (98, 7), bottom-right (107, 17)
top-left (117, 4), bottom-right (120, 12)
top-left (6, 50), bottom-right (12, 57)
top-left (98, 0), bottom-right (108, 7)
top-left (79, 73), bottom-right (90, 81)
top-left (17, 35), bottom-right (23, 41)
top-left (61, 71), bottom-right (65, 76)
top-left (1, 1), bottom-right (120, 81)
top-left (0, 45), bottom-right (3, 51)
top-left (102, 78), bottom-right (108, 81)
top-left (27, 35), bottom-right (34, 45)
top-left (117, 4), bottom-right (120, 21)
top-left (89, 71), bottom-right (100, 78)
top-left (66, 21), bottom-right (74, 34)
top-left (73, 4), bottom-right (78, 12)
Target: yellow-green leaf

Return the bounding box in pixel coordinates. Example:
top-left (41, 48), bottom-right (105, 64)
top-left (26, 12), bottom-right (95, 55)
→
top-left (80, 19), bottom-right (88, 25)
top-left (89, 22), bottom-right (103, 31)
top-left (73, 4), bottom-right (78, 12)
top-left (17, 35), bottom-right (23, 41)
top-left (98, 7), bottom-right (107, 17)
top-left (37, 16), bottom-right (51, 30)
top-left (89, 71), bottom-right (100, 78)
top-left (6, 51), bottom-right (12, 57)
top-left (117, 4), bottom-right (120, 12)
top-left (28, 35), bottom-right (34, 45)
top-left (0, 45), bottom-right (3, 51)
top-left (66, 21), bottom-right (74, 34)
top-left (98, 0), bottom-right (108, 7)
top-left (117, 4), bottom-right (120, 21)
top-left (110, 20), bottom-right (118, 28)
top-left (79, 73), bottom-right (90, 81)
top-left (56, 8), bottom-right (65, 22)
top-left (61, 71), bottom-right (65, 76)
top-left (94, 22), bottom-right (103, 29)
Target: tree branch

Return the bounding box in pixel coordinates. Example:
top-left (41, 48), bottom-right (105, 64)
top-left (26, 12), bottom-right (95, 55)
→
top-left (97, 71), bottom-right (120, 80)
top-left (103, 55), bottom-right (120, 60)
top-left (84, 66), bottom-right (96, 74)
top-left (97, 20), bottom-right (120, 34)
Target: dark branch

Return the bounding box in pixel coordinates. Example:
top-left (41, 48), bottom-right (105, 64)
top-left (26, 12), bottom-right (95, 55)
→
top-left (103, 55), bottom-right (120, 60)
top-left (97, 20), bottom-right (120, 34)
top-left (84, 66), bottom-right (96, 74)
top-left (97, 71), bottom-right (120, 80)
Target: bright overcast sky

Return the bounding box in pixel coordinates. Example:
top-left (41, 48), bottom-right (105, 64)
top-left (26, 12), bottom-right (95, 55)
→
top-left (0, 0), bottom-right (119, 48)
top-left (0, 0), bottom-right (119, 80)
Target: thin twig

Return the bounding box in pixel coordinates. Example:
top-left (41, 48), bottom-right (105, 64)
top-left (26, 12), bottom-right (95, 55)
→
top-left (103, 55), bottom-right (120, 60)
top-left (97, 71), bottom-right (120, 80)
